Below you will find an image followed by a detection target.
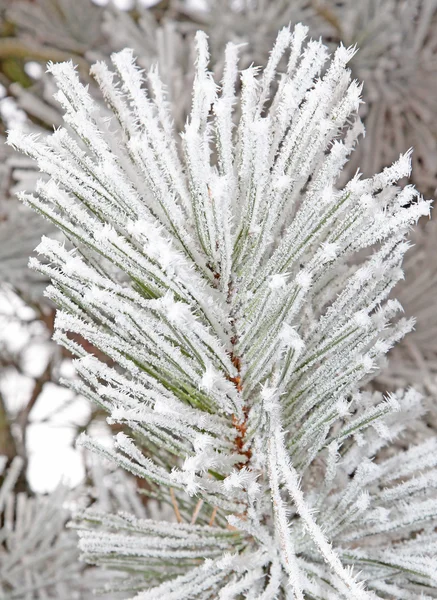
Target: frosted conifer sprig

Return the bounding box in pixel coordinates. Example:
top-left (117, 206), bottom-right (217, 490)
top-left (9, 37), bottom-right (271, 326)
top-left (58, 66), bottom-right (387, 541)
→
top-left (8, 25), bottom-right (436, 599)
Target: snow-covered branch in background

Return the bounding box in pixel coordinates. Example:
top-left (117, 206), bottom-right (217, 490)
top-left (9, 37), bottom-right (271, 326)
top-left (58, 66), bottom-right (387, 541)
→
top-left (0, 454), bottom-right (147, 598)
top-left (321, 0), bottom-right (437, 194)
top-left (379, 219), bottom-right (437, 411)
top-left (0, 456), bottom-right (83, 598)
top-left (9, 25), bottom-right (436, 599)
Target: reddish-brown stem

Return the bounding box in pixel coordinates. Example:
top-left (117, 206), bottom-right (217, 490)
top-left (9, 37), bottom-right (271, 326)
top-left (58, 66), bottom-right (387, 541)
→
top-left (170, 487), bottom-right (183, 523)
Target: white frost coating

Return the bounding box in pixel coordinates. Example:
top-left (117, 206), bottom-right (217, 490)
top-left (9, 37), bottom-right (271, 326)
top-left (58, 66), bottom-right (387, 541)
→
top-left (7, 24), bottom-right (437, 600)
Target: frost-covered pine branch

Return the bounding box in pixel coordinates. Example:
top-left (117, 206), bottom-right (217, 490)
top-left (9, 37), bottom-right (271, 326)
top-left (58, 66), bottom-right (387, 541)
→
top-left (7, 0), bottom-right (103, 55)
top-left (0, 198), bottom-right (53, 300)
top-left (0, 456), bottom-right (85, 598)
top-left (8, 25), bottom-right (437, 599)
top-left (0, 454), bottom-right (140, 599)
top-left (318, 0), bottom-right (437, 195)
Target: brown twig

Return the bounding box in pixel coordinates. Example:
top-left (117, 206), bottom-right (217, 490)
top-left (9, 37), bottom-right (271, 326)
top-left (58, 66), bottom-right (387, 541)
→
top-left (0, 38), bottom-right (90, 77)
top-left (0, 392), bottom-right (28, 492)
top-left (17, 359), bottom-right (52, 450)
top-left (170, 487), bottom-right (183, 523)
top-left (0, 391), bottom-right (18, 462)
top-left (311, 1), bottom-right (343, 39)
top-left (208, 506), bottom-right (218, 527)
top-left (190, 498), bottom-right (204, 525)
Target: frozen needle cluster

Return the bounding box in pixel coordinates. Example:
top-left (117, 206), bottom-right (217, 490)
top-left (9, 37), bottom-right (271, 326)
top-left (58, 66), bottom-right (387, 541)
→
top-left (8, 25), bottom-right (437, 599)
